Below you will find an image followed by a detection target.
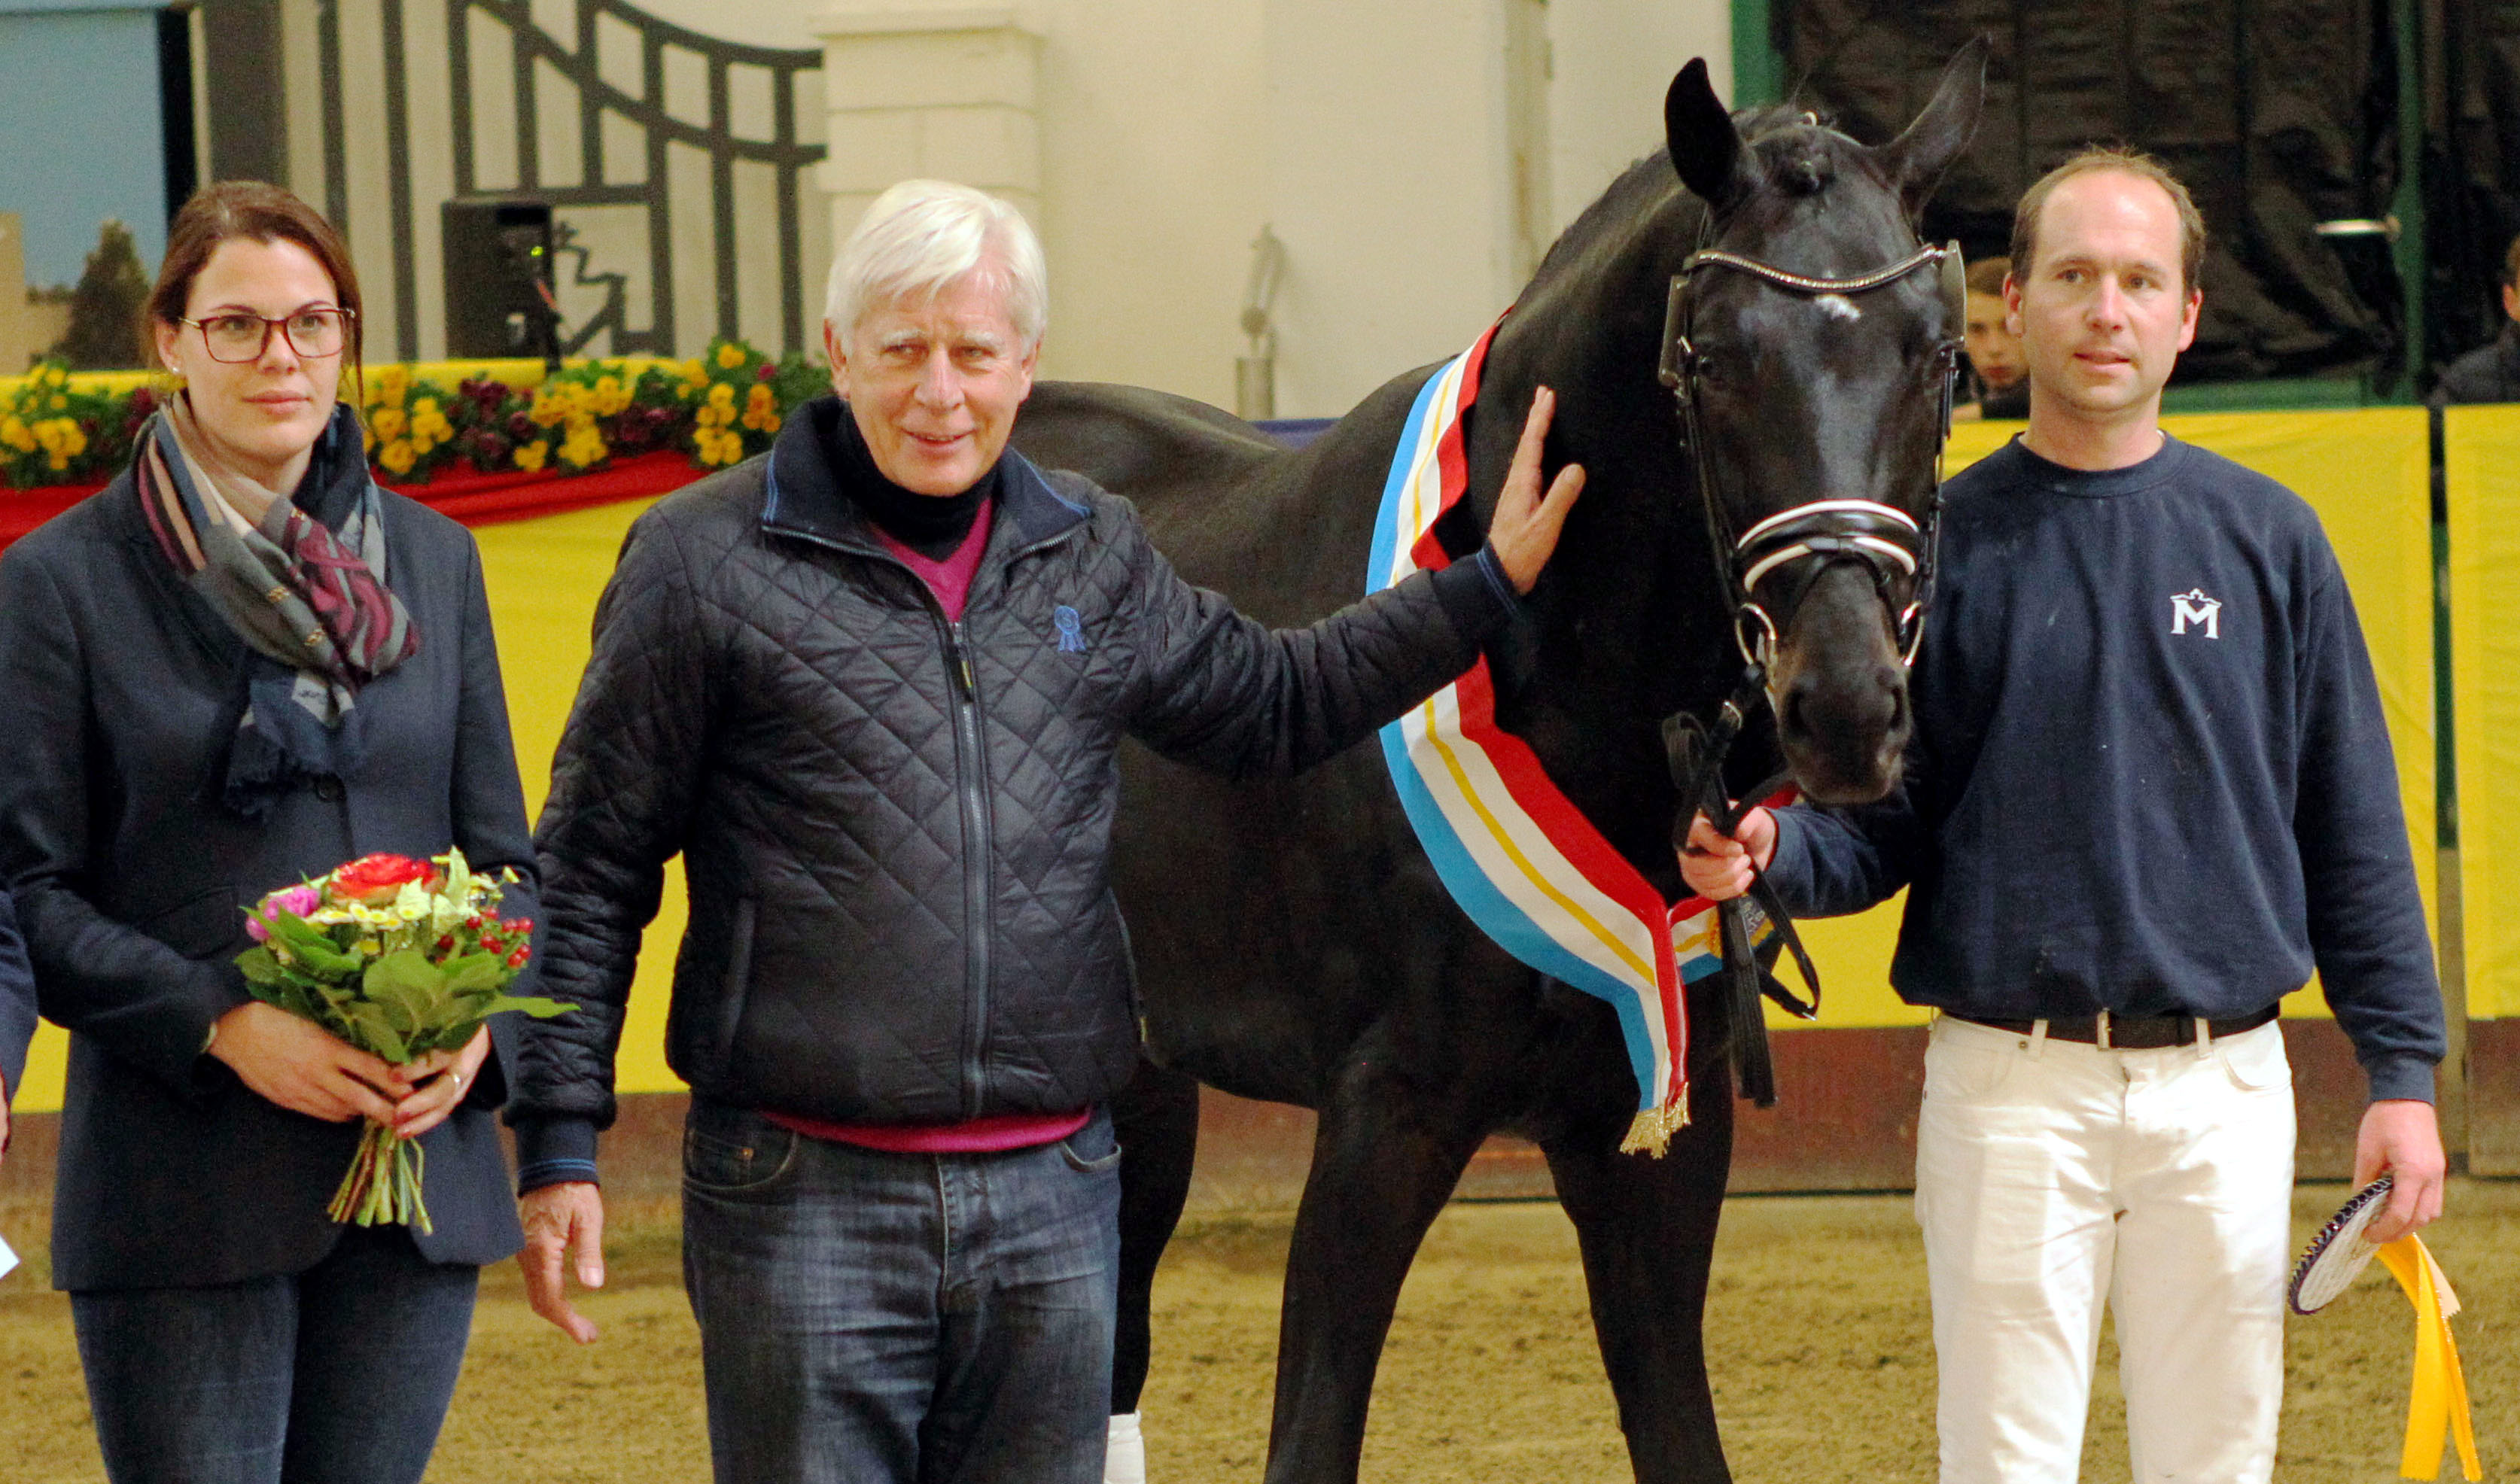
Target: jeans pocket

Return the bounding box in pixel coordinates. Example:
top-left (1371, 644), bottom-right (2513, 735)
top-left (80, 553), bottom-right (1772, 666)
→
top-left (1058, 1112), bottom-right (1122, 1175)
top-left (1922, 1026), bottom-right (2019, 1103)
top-left (2216, 1024), bottom-right (2292, 1092)
top-left (683, 1109), bottom-right (798, 1194)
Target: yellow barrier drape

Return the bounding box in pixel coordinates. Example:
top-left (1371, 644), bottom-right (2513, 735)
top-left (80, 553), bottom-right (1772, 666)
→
top-left (2447, 406), bottom-right (2520, 1019)
top-left (1775, 411), bottom-right (2436, 1029)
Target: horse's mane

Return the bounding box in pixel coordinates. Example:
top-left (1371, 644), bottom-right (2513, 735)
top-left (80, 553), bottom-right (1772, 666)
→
top-left (1524, 105), bottom-right (1860, 291)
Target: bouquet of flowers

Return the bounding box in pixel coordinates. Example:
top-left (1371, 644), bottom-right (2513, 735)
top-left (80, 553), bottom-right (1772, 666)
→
top-left (236, 847), bottom-right (570, 1231)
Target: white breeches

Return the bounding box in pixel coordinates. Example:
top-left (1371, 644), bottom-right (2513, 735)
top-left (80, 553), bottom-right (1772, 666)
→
top-left (1915, 1014), bottom-right (2296, 1484)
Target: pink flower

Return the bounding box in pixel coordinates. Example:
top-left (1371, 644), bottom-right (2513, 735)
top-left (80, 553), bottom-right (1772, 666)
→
top-left (248, 883), bottom-right (324, 941)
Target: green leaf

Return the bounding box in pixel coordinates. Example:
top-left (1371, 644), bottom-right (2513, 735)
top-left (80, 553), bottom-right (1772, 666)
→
top-left (472, 994), bottom-right (575, 1020)
top-left (236, 945), bottom-right (285, 987)
top-left (440, 953), bottom-right (507, 994)
top-left (346, 1003), bottom-right (411, 1063)
top-left (267, 911), bottom-right (362, 975)
top-left (364, 948), bottom-right (446, 1003)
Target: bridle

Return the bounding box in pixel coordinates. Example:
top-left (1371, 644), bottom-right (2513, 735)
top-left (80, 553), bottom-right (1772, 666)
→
top-left (1658, 237), bottom-right (1967, 674)
top-left (1651, 221), bottom-right (1968, 1111)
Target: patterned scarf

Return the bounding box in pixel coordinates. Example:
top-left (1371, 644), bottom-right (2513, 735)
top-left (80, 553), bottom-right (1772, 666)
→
top-left (135, 397), bottom-right (421, 814)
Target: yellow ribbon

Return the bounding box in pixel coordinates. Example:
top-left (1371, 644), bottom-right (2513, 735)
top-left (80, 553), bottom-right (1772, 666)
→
top-left (2373, 1234), bottom-right (2481, 1481)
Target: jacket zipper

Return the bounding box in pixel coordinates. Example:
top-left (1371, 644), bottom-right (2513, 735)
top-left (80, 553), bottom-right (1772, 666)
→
top-left (937, 609), bottom-right (994, 1119)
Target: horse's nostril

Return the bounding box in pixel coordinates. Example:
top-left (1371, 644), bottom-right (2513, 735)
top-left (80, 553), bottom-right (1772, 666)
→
top-left (1780, 685), bottom-right (1814, 741)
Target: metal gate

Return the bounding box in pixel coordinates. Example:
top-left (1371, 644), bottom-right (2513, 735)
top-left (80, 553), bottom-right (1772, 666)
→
top-left (309, 0), bottom-right (826, 360)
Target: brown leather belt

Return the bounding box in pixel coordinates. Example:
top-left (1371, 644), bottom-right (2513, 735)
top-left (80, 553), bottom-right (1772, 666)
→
top-left (1952, 1004), bottom-right (2279, 1049)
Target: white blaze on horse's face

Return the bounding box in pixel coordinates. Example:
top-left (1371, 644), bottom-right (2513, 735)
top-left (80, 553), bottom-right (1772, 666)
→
top-left (826, 267), bottom-right (1039, 497)
top-left (1812, 293), bottom-right (1861, 321)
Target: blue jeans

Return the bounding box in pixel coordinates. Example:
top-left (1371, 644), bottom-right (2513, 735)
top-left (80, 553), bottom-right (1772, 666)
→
top-left (71, 1226), bottom-right (478, 1484)
top-left (680, 1098), bottom-right (1123, 1484)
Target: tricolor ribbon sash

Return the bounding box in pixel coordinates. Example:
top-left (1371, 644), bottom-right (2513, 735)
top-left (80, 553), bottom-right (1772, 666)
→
top-left (1371, 328), bottom-right (1755, 1155)
top-left (2376, 1235), bottom-right (2481, 1481)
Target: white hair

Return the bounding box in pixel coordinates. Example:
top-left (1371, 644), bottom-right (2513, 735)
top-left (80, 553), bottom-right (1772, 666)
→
top-left (823, 180), bottom-right (1048, 351)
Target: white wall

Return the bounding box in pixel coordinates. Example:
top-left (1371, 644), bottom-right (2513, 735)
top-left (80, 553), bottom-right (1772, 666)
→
top-left (1029, 1), bottom-right (1270, 403)
top-left (1546, 0), bottom-right (1732, 236)
top-left (1255, 0), bottom-right (1520, 416)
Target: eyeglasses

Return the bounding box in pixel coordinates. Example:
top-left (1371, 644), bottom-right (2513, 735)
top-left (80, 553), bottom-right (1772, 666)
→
top-left (179, 308), bottom-right (356, 363)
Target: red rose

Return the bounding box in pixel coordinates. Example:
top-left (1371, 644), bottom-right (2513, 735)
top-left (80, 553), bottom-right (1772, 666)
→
top-left (329, 853), bottom-right (433, 905)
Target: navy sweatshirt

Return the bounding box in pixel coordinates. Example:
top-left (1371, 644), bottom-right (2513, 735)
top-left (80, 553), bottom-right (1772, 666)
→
top-left (1767, 434), bottom-right (2445, 1102)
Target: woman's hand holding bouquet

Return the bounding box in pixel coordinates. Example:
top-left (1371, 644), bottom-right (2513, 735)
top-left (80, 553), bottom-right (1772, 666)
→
top-left (231, 847), bottom-right (570, 1231)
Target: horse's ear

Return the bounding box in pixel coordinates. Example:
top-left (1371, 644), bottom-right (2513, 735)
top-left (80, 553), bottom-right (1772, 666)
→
top-left (1666, 59), bottom-right (1749, 211)
top-left (1874, 37), bottom-right (1989, 215)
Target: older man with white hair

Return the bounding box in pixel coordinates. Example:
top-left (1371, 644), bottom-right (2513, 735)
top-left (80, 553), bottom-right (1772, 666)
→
top-left (505, 179), bottom-right (1584, 1483)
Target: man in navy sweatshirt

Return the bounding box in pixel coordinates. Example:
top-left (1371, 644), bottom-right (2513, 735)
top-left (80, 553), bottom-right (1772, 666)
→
top-left (1683, 148), bottom-right (2447, 1484)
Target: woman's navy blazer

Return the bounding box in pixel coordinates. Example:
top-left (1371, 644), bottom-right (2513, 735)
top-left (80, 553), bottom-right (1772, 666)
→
top-left (0, 892), bottom-right (34, 1109)
top-left (0, 464), bottom-right (537, 1291)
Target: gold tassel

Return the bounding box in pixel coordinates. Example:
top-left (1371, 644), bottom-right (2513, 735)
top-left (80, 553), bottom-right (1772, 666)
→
top-left (2375, 1235), bottom-right (2481, 1482)
top-left (1618, 1095), bottom-right (1691, 1157)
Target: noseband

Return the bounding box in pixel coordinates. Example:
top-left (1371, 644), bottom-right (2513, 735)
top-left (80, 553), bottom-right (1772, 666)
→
top-left (1657, 238), bottom-right (1965, 671)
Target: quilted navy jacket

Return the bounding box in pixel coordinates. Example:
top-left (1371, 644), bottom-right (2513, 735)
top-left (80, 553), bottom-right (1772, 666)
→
top-left (511, 398), bottom-right (1511, 1182)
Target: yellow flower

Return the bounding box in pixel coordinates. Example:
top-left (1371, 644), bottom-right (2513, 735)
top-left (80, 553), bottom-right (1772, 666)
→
top-left (48, 394), bottom-right (66, 412)
top-left (714, 342), bottom-right (747, 369)
top-left (741, 383), bottom-right (779, 431)
top-left (379, 438), bottom-right (417, 475)
top-left (707, 382), bottom-right (736, 408)
top-left (681, 358), bottom-right (709, 390)
top-left (374, 365), bottom-right (410, 408)
top-left (513, 439), bottom-right (549, 472)
top-left (35, 418), bottom-right (85, 458)
top-left (0, 416), bottom-right (32, 453)
top-left (369, 406), bottom-right (407, 440)
top-left (591, 376), bottom-right (631, 417)
top-left (558, 425), bottom-right (607, 470)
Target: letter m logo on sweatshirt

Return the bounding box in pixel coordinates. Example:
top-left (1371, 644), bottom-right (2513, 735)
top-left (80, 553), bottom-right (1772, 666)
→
top-left (2171, 588), bottom-right (2222, 639)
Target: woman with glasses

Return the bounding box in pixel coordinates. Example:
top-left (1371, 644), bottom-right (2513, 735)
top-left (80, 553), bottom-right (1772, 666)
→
top-left (0, 179), bottom-right (535, 1483)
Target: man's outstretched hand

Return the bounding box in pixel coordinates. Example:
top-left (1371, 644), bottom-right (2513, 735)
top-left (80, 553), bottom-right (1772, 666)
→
top-left (1489, 386), bottom-right (1587, 595)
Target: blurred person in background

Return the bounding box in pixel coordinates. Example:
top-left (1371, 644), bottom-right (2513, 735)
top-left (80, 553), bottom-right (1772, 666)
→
top-left (1955, 254), bottom-right (2028, 420)
top-left (2432, 233), bottom-right (2520, 403)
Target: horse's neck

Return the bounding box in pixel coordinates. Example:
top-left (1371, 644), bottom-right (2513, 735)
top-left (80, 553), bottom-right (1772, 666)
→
top-left (1467, 270), bottom-right (1732, 881)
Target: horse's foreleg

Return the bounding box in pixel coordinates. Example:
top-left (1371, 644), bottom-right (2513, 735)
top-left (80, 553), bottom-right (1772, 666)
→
top-left (1112, 1055), bottom-right (1200, 1418)
top-left (1262, 1048), bottom-right (1493, 1484)
top-left (1543, 1053), bottom-right (1736, 1484)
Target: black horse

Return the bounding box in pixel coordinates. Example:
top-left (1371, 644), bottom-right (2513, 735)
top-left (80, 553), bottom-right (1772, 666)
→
top-left (1010, 47), bottom-right (1985, 1483)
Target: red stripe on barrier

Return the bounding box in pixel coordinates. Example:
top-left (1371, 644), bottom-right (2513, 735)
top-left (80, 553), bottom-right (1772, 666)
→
top-left (0, 449), bottom-right (708, 553)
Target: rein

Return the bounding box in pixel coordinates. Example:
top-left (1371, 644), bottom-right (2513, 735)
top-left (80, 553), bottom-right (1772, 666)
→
top-left (1655, 227), bottom-right (1965, 1107)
